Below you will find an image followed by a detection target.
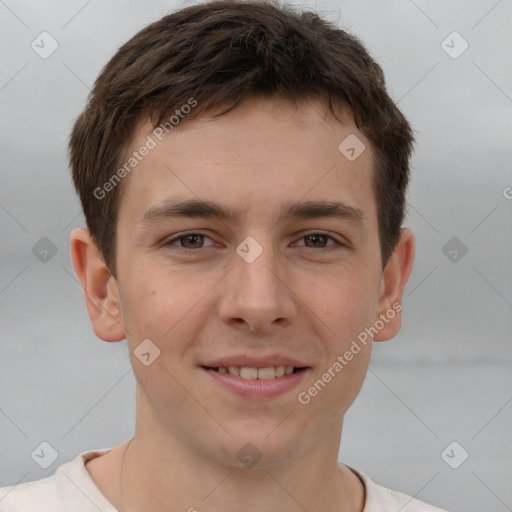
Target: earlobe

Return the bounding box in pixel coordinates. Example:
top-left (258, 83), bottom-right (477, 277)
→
top-left (373, 228), bottom-right (415, 342)
top-left (70, 228), bottom-right (126, 342)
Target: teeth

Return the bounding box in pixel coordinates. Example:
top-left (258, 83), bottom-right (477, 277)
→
top-left (257, 367), bottom-right (275, 379)
top-left (240, 367), bottom-right (258, 379)
top-left (275, 366), bottom-right (285, 377)
top-left (228, 366), bottom-right (239, 376)
top-left (216, 366), bottom-right (296, 379)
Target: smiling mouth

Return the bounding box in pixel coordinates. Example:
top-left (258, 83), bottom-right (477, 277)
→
top-left (201, 365), bottom-right (307, 380)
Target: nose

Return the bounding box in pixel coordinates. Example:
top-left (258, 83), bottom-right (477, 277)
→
top-left (217, 242), bottom-right (298, 334)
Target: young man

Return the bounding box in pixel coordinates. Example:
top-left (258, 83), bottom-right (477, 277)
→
top-left (0, 0), bottom-right (449, 510)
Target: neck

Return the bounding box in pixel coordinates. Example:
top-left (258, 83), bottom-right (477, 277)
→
top-left (113, 428), bottom-right (364, 512)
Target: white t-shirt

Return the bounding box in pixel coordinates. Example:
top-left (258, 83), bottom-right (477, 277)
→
top-left (0, 448), bottom-right (448, 511)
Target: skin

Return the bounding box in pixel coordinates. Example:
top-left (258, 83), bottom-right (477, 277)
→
top-left (71, 95), bottom-right (414, 512)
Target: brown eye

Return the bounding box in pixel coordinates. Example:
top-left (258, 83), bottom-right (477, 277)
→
top-left (303, 234), bottom-right (330, 248)
top-left (164, 232), bottom-right (215, 249)
top-left (298, 233), bottom-right (342, 249)
top-left (179, 234), bottom-right (204, 248)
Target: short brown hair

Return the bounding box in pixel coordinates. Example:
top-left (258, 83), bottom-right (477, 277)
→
top-left (69, 0), bottom-right (414, 276)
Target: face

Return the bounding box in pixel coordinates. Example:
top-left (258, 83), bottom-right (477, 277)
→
top-left (73, 95), bottom-right (414, 468)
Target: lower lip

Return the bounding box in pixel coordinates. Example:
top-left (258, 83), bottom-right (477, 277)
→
top-left (201, 367), bottom-right (309, 399)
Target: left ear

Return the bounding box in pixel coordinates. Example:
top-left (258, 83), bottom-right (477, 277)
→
top-left (70, 227), bottom-right (126, 342)
top-left (373, 228), bottom-right (415, 342)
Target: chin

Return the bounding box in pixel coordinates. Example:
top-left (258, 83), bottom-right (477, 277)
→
top-left (213, 431), bottom-right (306, 470)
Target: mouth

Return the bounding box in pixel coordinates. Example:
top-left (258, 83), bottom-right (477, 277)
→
top-left (201, 365), bottom-right (308, 380)
top-left (200, 365), bottom-right (310, 399)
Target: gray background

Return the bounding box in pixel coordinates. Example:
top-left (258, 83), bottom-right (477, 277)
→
top-left (0, 0), bottom-right (511, 511)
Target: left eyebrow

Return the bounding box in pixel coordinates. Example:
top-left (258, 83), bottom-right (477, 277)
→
top-left (140, 197), bottom-right (244, 224)
top-left (277, 199), bottom-right (367, 232)
top-left (139, 197), bottom-right (367, 232)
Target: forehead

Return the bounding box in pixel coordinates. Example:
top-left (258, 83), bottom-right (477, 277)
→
top-left (117, 96), bottom-right (377, 230)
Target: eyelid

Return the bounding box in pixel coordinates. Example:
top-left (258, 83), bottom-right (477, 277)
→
top-left (293, 231), bottom-right (346, 248)
top-left (163, 231), bottom-right (216, 248)
top-left (163, 230), bottom-right (347, 250)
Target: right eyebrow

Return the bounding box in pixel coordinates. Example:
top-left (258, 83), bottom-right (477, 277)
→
top-left (139, 197), bottom-right (367, 233)
top-left (139, 197), bottom-right (244, 224)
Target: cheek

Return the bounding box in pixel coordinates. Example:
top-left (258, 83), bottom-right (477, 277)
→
top-left (297, 339), bottom-right (371, 421)
top-left (120, 264), bottom-right (212, 343)
top-left (333, 342), bottom-right (372, 410)
top-left (310, 267), bottom-right (379, 336)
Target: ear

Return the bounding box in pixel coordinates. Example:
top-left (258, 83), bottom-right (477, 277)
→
top-left (70, 228), bottom-right (126, 342)
top-left (373, 228), bottom-right (415, 342)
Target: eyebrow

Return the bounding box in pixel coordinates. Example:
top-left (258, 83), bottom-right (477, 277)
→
top-left (140, 197), bottom-right (367, 231)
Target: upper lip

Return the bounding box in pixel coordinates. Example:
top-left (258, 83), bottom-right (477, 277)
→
top-left (201, 355), bottom-right (309, 368)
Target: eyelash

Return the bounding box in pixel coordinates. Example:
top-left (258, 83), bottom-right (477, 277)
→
top-left (163, 231), bottom-right (345, 251)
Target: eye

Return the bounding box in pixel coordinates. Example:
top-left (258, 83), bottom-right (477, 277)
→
top-left (162, 232), bottom-right (345, 251)
top-left (164, 232), bottom-right (215, 249)
top-left (295, 233), bottom-right (344, 249)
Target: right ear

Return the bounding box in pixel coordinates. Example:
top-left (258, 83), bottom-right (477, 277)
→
top-left (70, 228), bottom-right (126, 342)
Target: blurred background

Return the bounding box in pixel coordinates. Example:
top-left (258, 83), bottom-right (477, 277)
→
top-left (0, 1), bottom-right (511, 511)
